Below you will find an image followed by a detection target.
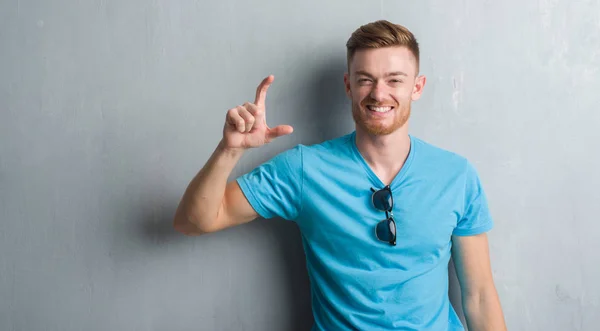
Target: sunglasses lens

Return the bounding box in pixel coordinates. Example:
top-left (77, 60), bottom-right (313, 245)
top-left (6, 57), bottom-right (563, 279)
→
top-left (373, 189), bottom-right (393, 211)
top-left (376, 219), bottom-right (396, 243)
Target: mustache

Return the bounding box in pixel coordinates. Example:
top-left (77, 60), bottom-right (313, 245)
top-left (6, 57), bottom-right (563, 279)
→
top-left (360, 98), bottom-right (398, 107)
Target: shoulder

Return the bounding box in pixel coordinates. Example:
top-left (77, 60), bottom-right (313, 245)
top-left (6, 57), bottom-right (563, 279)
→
top-left (412, 135), bottom-right (469, 164)
top-left (297, 131), bottom-right (355, 157)
top-left (264, 131), bottom-right (354, 167)
top-left (410, 135), bottom-right (474, 177)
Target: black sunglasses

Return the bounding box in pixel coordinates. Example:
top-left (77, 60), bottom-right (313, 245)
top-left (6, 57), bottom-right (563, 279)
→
top-left (370, 185), bottom-right (396, 246)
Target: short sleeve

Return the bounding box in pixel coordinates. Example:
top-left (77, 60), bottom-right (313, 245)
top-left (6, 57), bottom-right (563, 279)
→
top-left (235, 145), bottom-right (303, 221)
top-left (453, 161), bottom-right (494, 236)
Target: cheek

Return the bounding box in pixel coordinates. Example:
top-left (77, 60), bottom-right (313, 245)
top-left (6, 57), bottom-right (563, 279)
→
top-left (351, 89), bottom-right (368, 104)
top-left (394, 88), bottom-right (413, 102)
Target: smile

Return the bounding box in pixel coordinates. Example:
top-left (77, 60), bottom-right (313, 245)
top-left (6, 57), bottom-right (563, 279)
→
top-left (366, 105), bottom-right (394, 113)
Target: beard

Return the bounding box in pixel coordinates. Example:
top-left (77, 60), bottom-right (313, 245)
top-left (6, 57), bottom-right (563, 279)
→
top-left (351, 97), bottom-right (411, 136)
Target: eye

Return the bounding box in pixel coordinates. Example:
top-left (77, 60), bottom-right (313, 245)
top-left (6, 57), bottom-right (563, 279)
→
top-left (358, 78), bottom-right (373, 85)
top-left (390, 79), bottom-right (403, 84)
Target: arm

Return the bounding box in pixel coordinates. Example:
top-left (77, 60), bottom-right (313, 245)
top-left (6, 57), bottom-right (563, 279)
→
top-left (173, 75), bottom-right (293, 235)
top-left (452, 233), bottom-right (506, 330)
top-left (173, 142), bottom-right (257, 235)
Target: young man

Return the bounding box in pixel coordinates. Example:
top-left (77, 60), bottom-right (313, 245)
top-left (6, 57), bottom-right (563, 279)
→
top-left (174, 20), bottom-right (506, 331)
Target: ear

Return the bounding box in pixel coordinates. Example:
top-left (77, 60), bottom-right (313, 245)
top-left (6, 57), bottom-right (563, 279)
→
top-left (411, 75), bottom-right (426, 101)
top-left (343, 73), bottom-right (352, 99)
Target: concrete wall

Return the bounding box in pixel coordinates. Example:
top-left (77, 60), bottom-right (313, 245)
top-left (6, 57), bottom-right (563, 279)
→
top-left (1, 1), bottom-right (599, 330)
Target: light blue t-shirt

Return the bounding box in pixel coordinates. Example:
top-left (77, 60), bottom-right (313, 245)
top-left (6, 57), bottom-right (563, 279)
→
top-left (236, 131), bottom-right (493, 331)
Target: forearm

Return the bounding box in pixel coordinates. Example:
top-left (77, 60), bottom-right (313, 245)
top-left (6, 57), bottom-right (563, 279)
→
top-left (174, 140), bottom-right (244, 234)
top-left (463, 288), bottom-right (506, 331)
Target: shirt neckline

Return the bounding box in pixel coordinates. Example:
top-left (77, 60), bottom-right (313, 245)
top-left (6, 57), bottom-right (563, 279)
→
top-left (348, 130), bottom-right (416, 190)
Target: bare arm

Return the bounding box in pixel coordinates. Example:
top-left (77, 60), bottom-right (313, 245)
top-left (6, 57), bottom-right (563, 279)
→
top-left (173, 75), bottom-right (293, 235)
top-left (173, 142), bottom-right (257, 235)
top-left (451, 233), bottom-right (507, 331)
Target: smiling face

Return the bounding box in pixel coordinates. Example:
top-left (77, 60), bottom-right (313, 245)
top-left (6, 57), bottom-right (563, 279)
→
top-left (344, 46), bottom-right (426, 136)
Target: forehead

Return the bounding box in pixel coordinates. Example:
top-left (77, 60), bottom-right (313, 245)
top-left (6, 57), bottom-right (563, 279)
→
top-left (350, 46), bottom-right (417, 77)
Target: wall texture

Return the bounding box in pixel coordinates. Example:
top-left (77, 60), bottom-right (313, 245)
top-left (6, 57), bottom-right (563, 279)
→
top-left (1, 1), bottom-right (599, 330)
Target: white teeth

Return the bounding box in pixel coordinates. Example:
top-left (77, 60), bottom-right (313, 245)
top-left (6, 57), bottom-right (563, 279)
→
top-left (368, 106), bottom-right (392, 112)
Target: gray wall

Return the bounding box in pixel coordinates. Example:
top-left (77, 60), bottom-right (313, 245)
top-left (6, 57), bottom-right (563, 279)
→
top-left (1, 1), bottom-right (599, 330)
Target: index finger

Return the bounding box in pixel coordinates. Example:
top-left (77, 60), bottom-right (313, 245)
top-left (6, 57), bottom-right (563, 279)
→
top-left (254, 75), bottom-right (274, 108)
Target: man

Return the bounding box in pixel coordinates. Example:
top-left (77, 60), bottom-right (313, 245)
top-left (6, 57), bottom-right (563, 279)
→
top-left (174, 20), bottom-right (506, 331)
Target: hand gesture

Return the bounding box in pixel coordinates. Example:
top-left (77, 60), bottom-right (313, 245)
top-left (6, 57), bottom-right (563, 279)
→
top-left (222, 75), bottom-right (293, 151)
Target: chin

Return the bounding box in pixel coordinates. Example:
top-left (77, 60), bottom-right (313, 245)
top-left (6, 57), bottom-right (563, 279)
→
top-left (352, 108), bottom-right (409, 136)
top-left (361, 124), bottom-right (399, 136)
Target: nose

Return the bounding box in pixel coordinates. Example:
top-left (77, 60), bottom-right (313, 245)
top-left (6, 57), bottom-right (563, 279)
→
top-left (369, 80), bottom-right (387, 102)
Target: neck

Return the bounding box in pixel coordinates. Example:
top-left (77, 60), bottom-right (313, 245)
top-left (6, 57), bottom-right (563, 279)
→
top-left (354, 124), bottom-right (411, 185)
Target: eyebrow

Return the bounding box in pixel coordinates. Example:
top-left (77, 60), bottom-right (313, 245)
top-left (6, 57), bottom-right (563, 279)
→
top-left (354, 70), bottom-right (408, 77)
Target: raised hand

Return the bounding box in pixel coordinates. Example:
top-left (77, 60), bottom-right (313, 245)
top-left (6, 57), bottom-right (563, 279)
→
top-left (222, 75), bottom-right (293, 151)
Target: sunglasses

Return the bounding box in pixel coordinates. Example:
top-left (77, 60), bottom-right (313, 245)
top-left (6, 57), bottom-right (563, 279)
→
top-left (370, 185), bottom-right (397, 246)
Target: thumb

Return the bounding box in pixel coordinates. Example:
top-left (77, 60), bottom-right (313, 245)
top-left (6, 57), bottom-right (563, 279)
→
top-left (266, 125), bottom-right (294, 140)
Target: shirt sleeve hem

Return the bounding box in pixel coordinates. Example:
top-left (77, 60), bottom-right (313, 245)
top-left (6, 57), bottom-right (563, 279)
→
top-left (236, 177), bottom-right (271, 219)
top-left (452, 221), bottom-right (493, 236)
